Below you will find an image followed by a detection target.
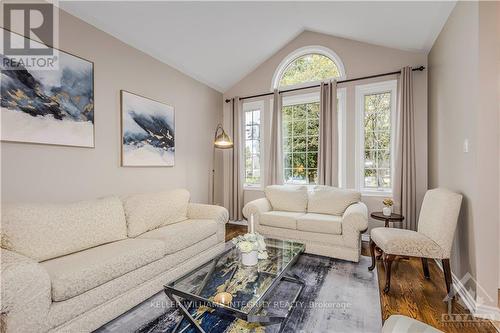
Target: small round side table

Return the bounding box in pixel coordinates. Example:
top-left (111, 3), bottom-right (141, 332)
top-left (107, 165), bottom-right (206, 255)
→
top-left (370, 212), bottom-right (405, 228)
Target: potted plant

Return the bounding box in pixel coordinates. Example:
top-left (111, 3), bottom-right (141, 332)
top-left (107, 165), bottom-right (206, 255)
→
top-left (232, 232), bottom-right (268, 266)
top-left (382, 198), bottom-right (394, 216)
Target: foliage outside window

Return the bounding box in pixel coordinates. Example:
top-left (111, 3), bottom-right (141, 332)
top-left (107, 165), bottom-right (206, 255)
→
top-left (363, 92), bottom-right (392, 190)
top-left (244, 109), bottom-right (261, 186)
top-left (279, 54), bottom-right (341, 87)
top-left (283, 102), bottom-right (319, 184)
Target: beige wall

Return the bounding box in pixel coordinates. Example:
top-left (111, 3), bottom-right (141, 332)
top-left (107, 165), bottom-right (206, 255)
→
top-left (498, 2), bottom-right (500, 290)
top-left (223, 30), bottom-right (428, 232)
top-left (0, 7), bottom-right (224, 204)
top-left (429, 1), bottom-right (499, 308)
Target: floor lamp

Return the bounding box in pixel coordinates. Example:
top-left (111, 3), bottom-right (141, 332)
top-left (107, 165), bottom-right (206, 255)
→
top-left (212, 124), bottom-right (233, 205)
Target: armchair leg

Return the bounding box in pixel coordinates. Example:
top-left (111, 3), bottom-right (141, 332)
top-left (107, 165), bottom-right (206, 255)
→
top-left (442, 259), bottom-right (453, 296)
top-left (383, 254), bottom-right (396, 294)
top-left (368, 239), bottom-right (376, 271)
top-left (421, 258), bottom-right (430, 279)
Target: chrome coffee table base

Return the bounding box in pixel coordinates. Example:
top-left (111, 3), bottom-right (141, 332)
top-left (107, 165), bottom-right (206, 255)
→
top-left (165, 272), bottom-right (305, 333)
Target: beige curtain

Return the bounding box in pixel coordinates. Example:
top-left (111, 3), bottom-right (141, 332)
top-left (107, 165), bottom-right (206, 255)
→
top-left (229, 98), bottom-right (243, 221)
top-left (267, 89), bottom-right (283, 185)
top-left (318, 80), bottom-right (339, 186)
top-left (393, 66), bottom-right (417, 230)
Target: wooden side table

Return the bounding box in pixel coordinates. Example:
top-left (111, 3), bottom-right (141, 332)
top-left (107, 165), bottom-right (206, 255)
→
top-left (370, 212), bottom-right (404, 228)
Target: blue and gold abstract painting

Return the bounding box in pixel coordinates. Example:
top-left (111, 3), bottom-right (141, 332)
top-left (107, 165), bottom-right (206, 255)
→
top-left (1, 29), bottom-right (94, 147)
top-left (121, 91), bottom-right (175, 166)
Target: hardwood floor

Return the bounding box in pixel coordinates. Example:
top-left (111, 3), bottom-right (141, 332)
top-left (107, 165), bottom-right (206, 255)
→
top-left (225, 223), bottom-right (247, 241)
top-left (225, 224), bottom-right (498, 332)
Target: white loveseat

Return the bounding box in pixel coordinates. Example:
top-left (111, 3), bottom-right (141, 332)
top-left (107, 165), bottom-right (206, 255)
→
top-left (0, 189), bottom-right (228, 333)
top-left (243, 185), bottom-right (367, 262)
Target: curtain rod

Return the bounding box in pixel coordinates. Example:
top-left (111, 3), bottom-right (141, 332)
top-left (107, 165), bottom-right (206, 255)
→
top-left (224, 65), bottom-right (425, 103)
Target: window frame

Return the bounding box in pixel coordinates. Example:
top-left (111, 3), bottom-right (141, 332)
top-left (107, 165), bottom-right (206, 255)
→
top-left (355, 80), bottom-right (397, 196)
top-left (282, 92), bottom-right (320, 185)
top-left (280, 90), bottom-right (346, 186)
top-left (242, 100), bottom-right (265, 190)
top-left (271, 45), bottom-right (346, 90)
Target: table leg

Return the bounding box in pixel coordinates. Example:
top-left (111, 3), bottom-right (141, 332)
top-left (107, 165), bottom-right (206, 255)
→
top-left (165, 290), bottom-right (205, 333)
top-left (277, 273), bottom-right (305, 333)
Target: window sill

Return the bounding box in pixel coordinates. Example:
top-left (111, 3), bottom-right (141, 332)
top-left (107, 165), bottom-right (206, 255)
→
top-left (361, 190), bottom-right (392, 198)
top-left (243, 186), bottom-right (263, 192)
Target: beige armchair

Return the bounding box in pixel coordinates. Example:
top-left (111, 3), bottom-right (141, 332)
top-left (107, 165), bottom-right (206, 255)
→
top-left (368, 188), bottom-right (462, 295)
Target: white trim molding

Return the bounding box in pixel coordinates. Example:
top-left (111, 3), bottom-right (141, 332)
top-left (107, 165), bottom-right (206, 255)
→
top-left (281, 88), bottom-right (346, 187)
top-left (228, 220), bottom-right (248, 226)
top-left (271, 45), bottom-right (347, 90)
top-left (354, 79), bottom-right (397, 196)
top-left (435, 260), bottom-right (500, 322)
top-left (242, 100), bottom-right (265, 190)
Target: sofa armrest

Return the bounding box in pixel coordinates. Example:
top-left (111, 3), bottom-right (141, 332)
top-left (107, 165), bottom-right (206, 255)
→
top-left (187, 203), bottom-right (229, 225)
top-left (242, 198), bottom-right (272, 219)
top-left (1, 249), bottom-right (51, 333)
top-left (342, 202), bottom-right (368, 232)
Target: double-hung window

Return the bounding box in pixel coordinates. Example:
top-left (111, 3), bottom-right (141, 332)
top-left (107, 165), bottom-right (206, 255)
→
top-left (243, 101), bottom-right (263, 188)
top-left (281, 90), bottom-right (346, 186)
top-left (282, 93), bottom-right (320, 185)
top-left (355, 80), bottom-right (397, 194)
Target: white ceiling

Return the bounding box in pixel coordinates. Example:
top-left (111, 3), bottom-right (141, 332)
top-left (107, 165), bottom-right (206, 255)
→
top-left (60, 1), bottom-right (456, 92)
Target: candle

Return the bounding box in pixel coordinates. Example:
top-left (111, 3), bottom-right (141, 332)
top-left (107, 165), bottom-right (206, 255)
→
top-left (214, 292), bottom-right (233, 305)
top-left (249, 214), bottom-right (255, 234)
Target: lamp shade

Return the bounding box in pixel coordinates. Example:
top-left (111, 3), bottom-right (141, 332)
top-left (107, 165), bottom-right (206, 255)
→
top-left (214, 124), bottom-right (233, 149)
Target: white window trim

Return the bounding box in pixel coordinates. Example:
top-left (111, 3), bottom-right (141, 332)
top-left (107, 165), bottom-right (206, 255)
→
top-left (282, 91), bottom-right (319, 106)
top-left (282, 92), bottom-right (320, 185)
top-left (355, 80), bottom-right (397, 196)
top-left (242, 100), bottom-right (265, 190)
top-left (281, 89), bottom-right (346, 187)
top-left (271, 45), bottom-right (347, 90)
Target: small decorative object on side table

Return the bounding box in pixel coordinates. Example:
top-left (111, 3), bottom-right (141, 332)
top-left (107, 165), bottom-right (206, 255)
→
top-left (370, 211), bottom-right (404, 228)
top-left (382, 198), bottom-right (394, 216)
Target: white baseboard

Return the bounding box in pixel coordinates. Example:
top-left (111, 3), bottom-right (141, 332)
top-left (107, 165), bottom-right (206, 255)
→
top-left (228, 220), bottom-right (247, 226)
top-left (434, 259), bottom-right (500, 321)
top-left (361, 233), bottom-right (370, 242)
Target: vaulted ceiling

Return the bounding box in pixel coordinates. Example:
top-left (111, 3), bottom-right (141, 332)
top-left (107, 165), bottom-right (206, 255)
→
top-left (61, 1), bottom-right (456, 92)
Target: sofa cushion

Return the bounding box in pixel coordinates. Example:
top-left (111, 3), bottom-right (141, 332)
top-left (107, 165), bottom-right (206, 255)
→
top-left (137, 219), bottom-right (217, 255)
top-left (46, 235), bottom-right (223, 329)
top-left (123, 189), bottom-right (190, 237)
top-left (259, 211), bottom-right (303, 230)
top-left (297, 213), bottom-right (342, 235)
top-left (41, 238), bottom-right (164, 302)
top-left (308, 187), bottom-right (361, 216)
top-left (1, 197), bottom-right (127, 262)
top-left (264, 185), bottom-right (308, 212)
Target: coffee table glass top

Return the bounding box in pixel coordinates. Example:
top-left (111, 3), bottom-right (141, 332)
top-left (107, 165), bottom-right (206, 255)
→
top-left (167, 238), bottom-right (305, 314)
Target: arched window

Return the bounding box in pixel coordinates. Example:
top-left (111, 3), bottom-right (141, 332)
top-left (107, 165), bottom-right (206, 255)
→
top-left (272, 46), bottom-right (346, 89)
top-left (270, 46), bottom-right (346, 185)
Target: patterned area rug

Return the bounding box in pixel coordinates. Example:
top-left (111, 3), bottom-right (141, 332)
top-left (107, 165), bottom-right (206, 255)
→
top-left (96, 255), bottom-right (382, 333)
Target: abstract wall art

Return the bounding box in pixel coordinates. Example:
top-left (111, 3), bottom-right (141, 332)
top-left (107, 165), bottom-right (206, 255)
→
top-left (121, 90), bottom-right (175, 167)
top-left (1, 29), bottom-right (94, 147)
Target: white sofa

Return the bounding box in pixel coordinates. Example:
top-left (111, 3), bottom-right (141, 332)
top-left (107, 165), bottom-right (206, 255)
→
top-left (0, 189), bottom-right (228, 333)
top-left (243, 185), bottom-right (368, 262)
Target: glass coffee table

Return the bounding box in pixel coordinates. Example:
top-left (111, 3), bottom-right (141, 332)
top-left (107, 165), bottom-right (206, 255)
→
top-left (164, 238), bottom-right (305, 333)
